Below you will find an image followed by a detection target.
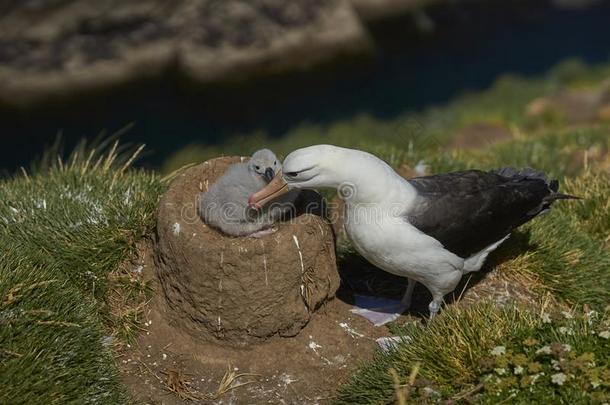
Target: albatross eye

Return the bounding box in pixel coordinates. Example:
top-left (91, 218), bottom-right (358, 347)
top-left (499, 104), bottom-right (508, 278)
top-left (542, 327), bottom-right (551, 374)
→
top-left (286, 172), bottom-right (298, 177)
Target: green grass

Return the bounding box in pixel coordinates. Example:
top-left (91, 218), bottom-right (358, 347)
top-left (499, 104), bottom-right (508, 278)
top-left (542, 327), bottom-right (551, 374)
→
top-left (335, 304), bottom-right (610, 404)
top-left (521, 171), bottom-right (610, 307)
top-left (0, 142), bottom-right (164, 403)
top-left (461, 128), bottom-right (610, 178)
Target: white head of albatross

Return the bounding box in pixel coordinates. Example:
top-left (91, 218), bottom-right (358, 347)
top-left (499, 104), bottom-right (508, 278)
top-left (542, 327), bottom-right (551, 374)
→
top-left (249, 145), bottom-right (415, 208)
top-left (249, 144), bottom-right (577, 324)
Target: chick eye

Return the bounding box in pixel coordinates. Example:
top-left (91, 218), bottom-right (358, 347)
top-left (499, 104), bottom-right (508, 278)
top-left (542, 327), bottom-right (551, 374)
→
top-left (274, 161), bottom-right (277, 165)
top-left (254, 165), bottom-right (260, 170)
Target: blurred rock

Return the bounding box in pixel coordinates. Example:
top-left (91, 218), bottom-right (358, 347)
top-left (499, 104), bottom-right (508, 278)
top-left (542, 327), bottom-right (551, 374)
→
top-left (596, 104), bottom-right (610, 122)
top-left (552, 0), bottom-right (602, 9)
top-left (526, 80), bottom-right (610, 125)
top-left (351, 0), bottom-right (438, 21)
top-left (449, 123), bottom-right (513, 150)
top-left (180, 0), bottom-right (371, 83)
top-left (0, 0), bottom-right (371, 106)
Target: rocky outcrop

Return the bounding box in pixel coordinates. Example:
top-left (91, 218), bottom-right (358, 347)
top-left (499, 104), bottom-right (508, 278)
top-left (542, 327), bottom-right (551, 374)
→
top-left (351, 0), bottom-right (438, 21)
top-left (155, 156), bottom-right (339, 346)
top-left (0, 0), bottom-right (371, 107)
top-left (0, 0), bottom-right (453, 107)
top-left (526, 80), bottom-right (610, 125)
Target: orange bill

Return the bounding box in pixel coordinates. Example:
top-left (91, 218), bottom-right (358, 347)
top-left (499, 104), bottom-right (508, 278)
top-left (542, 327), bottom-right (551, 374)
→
top-left (248, 170), bottom-right (290, 210)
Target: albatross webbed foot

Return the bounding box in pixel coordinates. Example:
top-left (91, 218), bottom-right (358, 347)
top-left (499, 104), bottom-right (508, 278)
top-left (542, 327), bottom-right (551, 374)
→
top-left (350, 280), bottom-right (417, 326)
top-left (428, 300), bottom-right (442, 321)
top-left (248, 227), bottom-right (277, 238)
top-left (350, 300), bottom-right (411, 326)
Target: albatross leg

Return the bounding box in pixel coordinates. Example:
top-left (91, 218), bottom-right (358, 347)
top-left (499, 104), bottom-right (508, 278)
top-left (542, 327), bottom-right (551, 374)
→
top-left (428, 295), bottom-right (443, 320)
top-left (401, 278), bottom-right (416, 308)
top-left (248, 227), bottom-right (277, 238)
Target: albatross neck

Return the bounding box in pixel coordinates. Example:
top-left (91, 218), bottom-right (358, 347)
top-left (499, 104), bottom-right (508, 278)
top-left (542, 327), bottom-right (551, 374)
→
top-left (334, 149), bottom-right (417, 207)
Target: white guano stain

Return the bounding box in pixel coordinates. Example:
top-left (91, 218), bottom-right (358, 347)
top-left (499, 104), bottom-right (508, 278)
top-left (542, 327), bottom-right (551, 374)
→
top-left (307, 340), bottom-right (332, 365)
top-left (293, 235), bottom-right (307, 304)
top-left (279, 373), bottom-right (297, 388)
top-left (339, 322), bottom-right (364, 338)
top-left (172, 222), bottom-right (181, 236)
top-left (259, 240), bottom-right (269, 286)
top-left (263, 254), bottom-right (268, 286)
top-left (292, 235), bottom-right (304, 274)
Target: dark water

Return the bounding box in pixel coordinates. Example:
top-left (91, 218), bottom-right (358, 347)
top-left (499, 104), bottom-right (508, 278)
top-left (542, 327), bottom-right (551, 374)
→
top-left (2, 0), bottom-right (610, 172)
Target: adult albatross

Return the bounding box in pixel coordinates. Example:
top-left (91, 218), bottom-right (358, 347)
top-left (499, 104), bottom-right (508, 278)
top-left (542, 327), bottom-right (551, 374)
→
top-left (249, 145), bottom-right (577, 322)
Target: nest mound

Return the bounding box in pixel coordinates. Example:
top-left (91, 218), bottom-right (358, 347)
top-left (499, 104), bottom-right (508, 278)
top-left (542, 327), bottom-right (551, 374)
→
top-left (155, 156), bottom-right (339, 346)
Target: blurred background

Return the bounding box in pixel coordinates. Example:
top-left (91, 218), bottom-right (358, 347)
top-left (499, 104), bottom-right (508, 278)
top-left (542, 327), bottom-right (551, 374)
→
top-left (1, 0), bottom-right (609, 174)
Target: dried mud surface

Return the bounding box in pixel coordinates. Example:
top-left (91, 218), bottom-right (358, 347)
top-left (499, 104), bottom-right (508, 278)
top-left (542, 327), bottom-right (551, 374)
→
top-left (156, 157), bottom-right (339, 345)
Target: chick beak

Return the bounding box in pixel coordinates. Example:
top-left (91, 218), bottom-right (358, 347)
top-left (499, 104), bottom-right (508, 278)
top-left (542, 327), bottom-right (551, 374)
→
top-left (264, 167), bottom-right (275, 183)
top-left (248, 169), bottom-right (289, 210)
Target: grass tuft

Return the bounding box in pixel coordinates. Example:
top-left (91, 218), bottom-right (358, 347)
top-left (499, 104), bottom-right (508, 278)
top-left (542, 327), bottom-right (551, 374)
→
top-left (0, 141), bottom-right (164, 403)
top-left (335, 304), bottom-right (610, 404)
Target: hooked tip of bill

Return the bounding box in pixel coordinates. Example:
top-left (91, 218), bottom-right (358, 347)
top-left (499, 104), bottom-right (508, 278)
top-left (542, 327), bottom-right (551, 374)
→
top-left (247, 198), bottom-right (261, 211)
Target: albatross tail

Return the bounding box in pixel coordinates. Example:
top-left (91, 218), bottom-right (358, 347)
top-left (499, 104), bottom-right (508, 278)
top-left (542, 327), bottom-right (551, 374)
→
top-left (492, 167), bottom-right (580, 212)
top-left (463, 234), bottom-right (510, 273)
top-left (460, 168), bottom-right (580, 274)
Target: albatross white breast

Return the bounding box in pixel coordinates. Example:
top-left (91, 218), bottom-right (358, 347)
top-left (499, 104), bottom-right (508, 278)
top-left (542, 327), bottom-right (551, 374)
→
top-left (249, 145), bottom-right (577, 322)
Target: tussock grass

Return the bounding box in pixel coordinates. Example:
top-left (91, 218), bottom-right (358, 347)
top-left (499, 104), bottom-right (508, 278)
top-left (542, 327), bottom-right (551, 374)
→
top-left (335, 304), bottom-right (610, 404)
top-left (0, 141), bottom-right (162, 296)
top-left (107, 264), bottom-right (153, 343)
top-left (419, 126), bottom-right (610, 177)
top-left (561, 170), bottom-right (610, 242)
top-left (0, 140), bottom-right (164, 403)
top-left (522, 198), bottom-right (610, 307)
top-left (0, 252), bottom-right (129, 403)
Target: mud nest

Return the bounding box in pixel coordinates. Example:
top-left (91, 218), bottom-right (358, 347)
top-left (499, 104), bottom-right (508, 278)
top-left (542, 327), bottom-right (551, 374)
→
top-left (155, 156), bottom-right (339, 346)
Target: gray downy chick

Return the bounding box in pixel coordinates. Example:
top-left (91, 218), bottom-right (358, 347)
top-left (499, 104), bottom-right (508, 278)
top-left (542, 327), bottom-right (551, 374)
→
top-left (199, 149), bottom-right (295, 236)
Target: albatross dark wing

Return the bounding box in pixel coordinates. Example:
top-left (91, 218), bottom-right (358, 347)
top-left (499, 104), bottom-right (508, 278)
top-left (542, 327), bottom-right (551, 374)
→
top-left (405, 168), bottom-right (573, 258)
